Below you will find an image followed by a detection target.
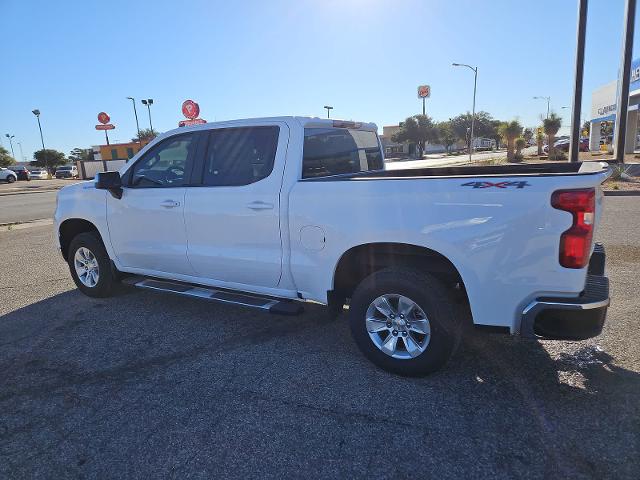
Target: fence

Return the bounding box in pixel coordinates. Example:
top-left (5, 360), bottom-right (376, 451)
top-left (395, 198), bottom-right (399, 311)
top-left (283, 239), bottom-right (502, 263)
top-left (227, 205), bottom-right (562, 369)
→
top-left (77, 159), bottom-right (127, 180)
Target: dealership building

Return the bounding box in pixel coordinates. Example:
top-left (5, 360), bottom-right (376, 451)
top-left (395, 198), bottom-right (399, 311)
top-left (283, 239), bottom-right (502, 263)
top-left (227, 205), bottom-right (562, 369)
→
top-left (589, 58), bottom-right (640, 152)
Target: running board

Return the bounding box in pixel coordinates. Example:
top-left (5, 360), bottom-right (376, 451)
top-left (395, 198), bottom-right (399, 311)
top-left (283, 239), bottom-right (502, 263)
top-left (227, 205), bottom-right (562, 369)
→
top-left (123, 277), bottom-right (304, 315)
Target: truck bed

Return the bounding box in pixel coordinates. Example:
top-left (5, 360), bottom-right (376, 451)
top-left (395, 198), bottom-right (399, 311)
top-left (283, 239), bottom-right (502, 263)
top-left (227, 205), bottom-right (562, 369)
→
top-left (302, 161), bottom-right (608, 181)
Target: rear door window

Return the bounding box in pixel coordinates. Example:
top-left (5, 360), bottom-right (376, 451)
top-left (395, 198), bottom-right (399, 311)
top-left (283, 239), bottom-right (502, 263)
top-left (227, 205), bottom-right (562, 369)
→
top-left (302, 128), bottom-right (383, 179)
top-left (201, 126), bottom-right (279, 186)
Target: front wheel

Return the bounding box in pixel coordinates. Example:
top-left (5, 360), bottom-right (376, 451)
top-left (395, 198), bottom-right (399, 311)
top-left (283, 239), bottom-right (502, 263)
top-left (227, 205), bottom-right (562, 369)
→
top-left (68, 232), bottom-right (116, 298)
top-left (6, 175), bottom-right (16, 183)
top-left (349, 268), bottom-right (461, 376)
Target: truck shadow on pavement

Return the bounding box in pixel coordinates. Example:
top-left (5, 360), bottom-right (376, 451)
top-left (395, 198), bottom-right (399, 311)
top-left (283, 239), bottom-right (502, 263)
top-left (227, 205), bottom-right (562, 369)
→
top-left (0, 289), bottom-right (638, 479)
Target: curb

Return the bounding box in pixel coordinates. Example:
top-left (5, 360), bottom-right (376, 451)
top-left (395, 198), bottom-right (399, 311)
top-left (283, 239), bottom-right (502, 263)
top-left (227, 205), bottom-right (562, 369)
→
top-left (603, 190), bottom-right (640, 196)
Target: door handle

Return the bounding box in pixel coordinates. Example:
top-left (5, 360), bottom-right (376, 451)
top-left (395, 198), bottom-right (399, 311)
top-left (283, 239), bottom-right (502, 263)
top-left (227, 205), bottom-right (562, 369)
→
top-left (247, 201), bottom-right (274, 210)
top-left (160, 200), bottom-right (181, 208)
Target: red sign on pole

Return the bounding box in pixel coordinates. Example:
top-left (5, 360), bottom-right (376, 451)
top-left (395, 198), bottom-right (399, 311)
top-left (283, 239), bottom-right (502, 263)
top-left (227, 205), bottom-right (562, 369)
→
top-left (182, 100), bottom-right (200, 119)
top-left (178, 118), bottom-right (207, 127)
top-left (97, 112), bottom-right (110, 124)
top-left (417, 85), bottom-right (431, 98)
top-left (95, 124), bottom-right (116, 130)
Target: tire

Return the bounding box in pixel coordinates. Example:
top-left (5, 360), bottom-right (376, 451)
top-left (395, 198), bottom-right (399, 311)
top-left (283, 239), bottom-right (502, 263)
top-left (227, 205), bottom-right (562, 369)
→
top-left (349, 268), bottom-right (461, 376)
top-left (6, 175), bottom-right (16, 184)
top-left (67, 232), bottom-right (116, 298)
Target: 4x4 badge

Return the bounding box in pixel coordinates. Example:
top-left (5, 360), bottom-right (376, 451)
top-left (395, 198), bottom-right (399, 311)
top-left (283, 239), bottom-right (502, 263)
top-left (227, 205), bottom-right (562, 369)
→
top-left (461, 181), bottom-right (531, 189)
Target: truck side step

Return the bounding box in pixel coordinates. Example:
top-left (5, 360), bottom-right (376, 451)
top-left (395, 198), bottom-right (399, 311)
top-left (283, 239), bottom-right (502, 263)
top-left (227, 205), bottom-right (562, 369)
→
top-left (123, 277), bottom-right (304, 316)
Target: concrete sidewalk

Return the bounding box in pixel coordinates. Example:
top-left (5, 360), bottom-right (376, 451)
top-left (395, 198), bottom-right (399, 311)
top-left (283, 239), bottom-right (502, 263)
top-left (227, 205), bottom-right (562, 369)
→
top-left (0, 178), bottom-right (80, 196)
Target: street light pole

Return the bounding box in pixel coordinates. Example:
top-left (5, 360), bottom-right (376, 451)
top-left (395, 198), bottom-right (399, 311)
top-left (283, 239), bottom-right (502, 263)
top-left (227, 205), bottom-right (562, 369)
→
top-left (324, 105), bottom-right (333, 118)
top-left (32, 110), bottom-right (45, 150)
top-left (452, 63), bottom-right (478, 162)
top-left (17, 141), bottom-right (25, 162)
top-left (533, 96), bottom-right (551, 119)
top-left (141, 99), bottom-right (154, 132)
top-left (5, 134), bottom-right (16, 160)
top-left (127, 97), bottom-right (141, 142)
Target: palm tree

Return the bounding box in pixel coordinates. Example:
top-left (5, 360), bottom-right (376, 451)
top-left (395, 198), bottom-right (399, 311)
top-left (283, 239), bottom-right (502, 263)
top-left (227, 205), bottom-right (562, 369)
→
top-left (536, 127), bottom-right (544, 156)
top-left (499, 120), bottom-right (523, 162)
top-left (515, 137), bottom-right (527, 162)
top-left (543, 113), bottom-right (562, 160)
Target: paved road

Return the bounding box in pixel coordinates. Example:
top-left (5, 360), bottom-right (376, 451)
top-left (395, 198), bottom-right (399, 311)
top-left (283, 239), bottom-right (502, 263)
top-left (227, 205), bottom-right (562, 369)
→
top-left (0, 191), bottom-right (57, 224)
top-left (0, 198), bottom-right (638, 479)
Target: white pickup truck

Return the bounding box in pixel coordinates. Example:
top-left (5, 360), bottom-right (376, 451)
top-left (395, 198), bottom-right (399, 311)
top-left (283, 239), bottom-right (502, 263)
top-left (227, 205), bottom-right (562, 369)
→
top-left (54, 117), bottom-right (611, 376)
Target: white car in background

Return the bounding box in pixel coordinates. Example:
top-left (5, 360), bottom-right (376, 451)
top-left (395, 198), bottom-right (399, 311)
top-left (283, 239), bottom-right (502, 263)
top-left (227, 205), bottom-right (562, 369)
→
top-left (29, 169), bottom-right (48, 179)
top-left (0, 167), bottom-right (17, 183)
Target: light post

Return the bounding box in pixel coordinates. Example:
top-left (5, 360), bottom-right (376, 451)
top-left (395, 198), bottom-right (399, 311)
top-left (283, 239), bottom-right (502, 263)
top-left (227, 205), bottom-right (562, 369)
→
top-left (17, 141), bottom-right (25, 162)
top-left (127, 97), bottom-right (142, 142)
top-left (32, 109), bottom-right (45, 150)
top-left (32, 109), bottom-right (47, 172)
top-left (533, 96), bottom-right (551, 119)
top-left (324, 105), bottom-right (333, 118)
top-left (141, 99), bottom-right (154, 132)
top-left (5, 134), bottom-right (16, 160)
top-left (452, 63), bottom-right (478, 162)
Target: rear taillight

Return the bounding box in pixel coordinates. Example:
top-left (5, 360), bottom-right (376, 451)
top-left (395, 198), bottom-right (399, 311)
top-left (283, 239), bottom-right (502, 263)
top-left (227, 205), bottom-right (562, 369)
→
top-left (551, 188), bottom-right (595, 269)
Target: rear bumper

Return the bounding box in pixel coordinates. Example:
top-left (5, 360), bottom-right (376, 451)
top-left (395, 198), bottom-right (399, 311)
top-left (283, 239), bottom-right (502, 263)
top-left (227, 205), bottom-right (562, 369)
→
top-left (520, 243), bottom-right (609, 340)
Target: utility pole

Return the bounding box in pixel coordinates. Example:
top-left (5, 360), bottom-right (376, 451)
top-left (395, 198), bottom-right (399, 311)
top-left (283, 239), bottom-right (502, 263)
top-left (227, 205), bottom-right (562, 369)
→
top-left (5, 134), bottom-right (16, 160)
top-left (127, 97), bottom-right (142, 142)
top-left (324, 105), bottom-right (333, 118)
top-left (141, 99), bottom-right (154, 132)
top-left (613, 0), bottom-right (636, 163)
top-left (452, 63), bottom-right (478, 162)
top-left (569, 0), bottom-right (588, 163)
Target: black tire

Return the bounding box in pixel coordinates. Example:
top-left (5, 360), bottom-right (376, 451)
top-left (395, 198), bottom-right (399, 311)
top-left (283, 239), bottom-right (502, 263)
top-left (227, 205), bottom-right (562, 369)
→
top-left (7, 175), bottom-right (16, 183)
top-left (349, 268), bottom-right (461, 377)
top-left (67, 232), bottom-right (116, 298)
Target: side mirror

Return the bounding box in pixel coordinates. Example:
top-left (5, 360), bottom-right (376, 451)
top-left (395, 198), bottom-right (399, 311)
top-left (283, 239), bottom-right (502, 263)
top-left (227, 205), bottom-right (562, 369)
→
top-left (95, 171), bottom-right (123, 199)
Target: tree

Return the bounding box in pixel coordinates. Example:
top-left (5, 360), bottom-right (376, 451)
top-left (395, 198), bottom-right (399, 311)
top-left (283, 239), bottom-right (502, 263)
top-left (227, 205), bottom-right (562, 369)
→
top-left (392, 114), bottom-right (438, 158)
top-left (515, 137), bottom-right (527, 162)
top-left (523, 128), bottom-right (533, 145)
top-left (31, 149), bottom-right (67, 172)
top-left (536, 127), bottom-right (545, 156)
top-left (543, 113), bottom-right (562, 160)
top-left (0, 146), bottom-right (15, 167)
top-left (450, 111), bottom-right (499, 150)
top-left (499, 120), bottom-right (523, 162)
top-left (436, 120), bottom-right (456, 154)
top-left (582, 120), bottom-right (590, 136)
top-left (132, 128), bottom-right (159, 142)
top-left (69, 148), bottom-right (94, 163)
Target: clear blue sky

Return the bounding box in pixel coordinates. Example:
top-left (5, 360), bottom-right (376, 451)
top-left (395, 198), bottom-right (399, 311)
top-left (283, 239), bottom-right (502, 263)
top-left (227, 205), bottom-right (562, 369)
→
top-left (1, 0), bottom-right (638, 160)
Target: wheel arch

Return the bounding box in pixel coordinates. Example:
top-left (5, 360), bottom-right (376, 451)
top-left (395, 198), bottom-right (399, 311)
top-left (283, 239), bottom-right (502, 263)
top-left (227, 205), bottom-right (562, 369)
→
top-left (330, 242), bottom-right (468, 307)
top-left (58, 218), bottom-right (103, 261)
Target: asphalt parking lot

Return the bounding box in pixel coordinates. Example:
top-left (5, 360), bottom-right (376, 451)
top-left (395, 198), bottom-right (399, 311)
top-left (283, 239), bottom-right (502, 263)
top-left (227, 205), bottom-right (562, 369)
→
top-left (0, 197), bottom-right (638, 479)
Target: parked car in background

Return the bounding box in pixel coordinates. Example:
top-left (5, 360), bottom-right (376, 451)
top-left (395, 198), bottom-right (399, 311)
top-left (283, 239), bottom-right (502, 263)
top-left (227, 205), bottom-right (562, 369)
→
top-left (55, 165), bottom-right (79, 179)
top-left (29, 169), bottom-right (49, 180)
top-left (10, 166), bottom-right (31, 181)
top-left (0, 167), bottom-right (18, 183)
top-left (543, 138), bottom-right (589, 154)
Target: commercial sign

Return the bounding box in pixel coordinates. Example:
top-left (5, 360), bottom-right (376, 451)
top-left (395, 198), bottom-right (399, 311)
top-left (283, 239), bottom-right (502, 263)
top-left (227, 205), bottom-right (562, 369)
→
top-left (97, 112), bottom-right (110, 124)
top-left (95, 124), bottom-right (115, 130)
top-left (182, 100), bottom-right (200, 119)
top-left (178, 99), bottom-right (206, 127)
top-left (417, 85), bottom-right (431, 98)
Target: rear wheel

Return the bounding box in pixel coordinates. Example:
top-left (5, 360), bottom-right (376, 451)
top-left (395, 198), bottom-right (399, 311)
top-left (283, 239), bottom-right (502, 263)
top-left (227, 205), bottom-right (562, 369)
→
top-left (68, 232), bottom-right (116, 298)
top-left (349, 268), bottom-right (461, 376)
top-left (6, 175), bottom-right (16, 183)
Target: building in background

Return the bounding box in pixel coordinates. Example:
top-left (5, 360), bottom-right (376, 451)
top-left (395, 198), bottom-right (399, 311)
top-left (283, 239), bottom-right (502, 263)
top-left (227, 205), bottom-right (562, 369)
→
top-left (589, 57), bottom-right (640, 153)
top-left (92, 140), bottom-right (150, 161)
